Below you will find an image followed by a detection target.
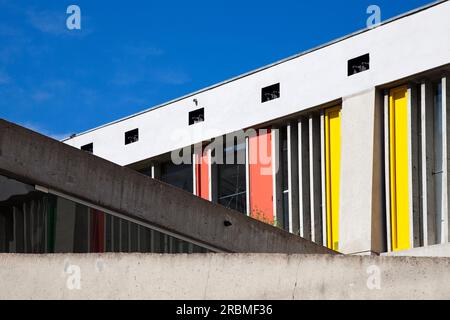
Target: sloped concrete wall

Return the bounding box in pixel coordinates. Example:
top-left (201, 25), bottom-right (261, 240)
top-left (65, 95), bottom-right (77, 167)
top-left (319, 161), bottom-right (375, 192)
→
top-left (0, 119), bottom-right (334, 254)
top-left (0, 253), bottom-right (449, 300)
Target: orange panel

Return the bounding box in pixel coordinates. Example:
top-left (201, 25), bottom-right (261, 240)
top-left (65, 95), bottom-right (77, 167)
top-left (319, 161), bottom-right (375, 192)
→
top-left (249, 129), bottom-right (274, 224)
top-left (196, 148), bottom-right (210, 200)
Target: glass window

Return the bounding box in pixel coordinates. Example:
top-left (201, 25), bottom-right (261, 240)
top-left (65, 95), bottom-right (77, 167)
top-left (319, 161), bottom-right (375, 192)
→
top-left (0, 174), bottom-right (209, 254)
top-left (217, 141), bottom-right (247, 214)
top-left (160, 162), bottom-right (193, 193)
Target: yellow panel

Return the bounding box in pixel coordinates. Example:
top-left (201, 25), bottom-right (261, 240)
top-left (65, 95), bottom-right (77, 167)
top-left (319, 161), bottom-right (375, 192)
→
top-left (325, 106), bottom-right (341, 251)
top-left (389, 86), bottom-right (411, 251)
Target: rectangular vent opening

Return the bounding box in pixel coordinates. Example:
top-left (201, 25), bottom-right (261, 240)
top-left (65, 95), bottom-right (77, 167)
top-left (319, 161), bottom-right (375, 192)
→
top-left (348, 53), bottom-right (370, 76)
top-left (262, 83), bottom-right (280, 103)
top-left (81, 143), bottom-right (93, 154)
top-left (125, 129), bottom-right (139, 145)
top-left (189, 108), bottom-right (205, 125)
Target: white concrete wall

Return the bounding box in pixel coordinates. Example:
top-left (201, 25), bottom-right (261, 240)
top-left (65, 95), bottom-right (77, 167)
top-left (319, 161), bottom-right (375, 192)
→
top-left (64, 2), bottom-right (450, 166)
top-left (1, 253), bottom-right (449, 300)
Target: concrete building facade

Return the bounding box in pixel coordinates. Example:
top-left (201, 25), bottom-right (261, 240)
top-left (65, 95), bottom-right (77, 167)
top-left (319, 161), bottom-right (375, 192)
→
top-left (61, 1), bottom-right (450, 256)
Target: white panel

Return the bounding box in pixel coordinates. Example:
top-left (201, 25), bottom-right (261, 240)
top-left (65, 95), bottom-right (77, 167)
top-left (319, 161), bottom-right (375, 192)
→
top-left (207, 148), bottom-right (212, 202)
top-left (320, 111), bottom-right (327, 246)
top-left (192, 153), bottom-right (197, 196)
top-left (287, 124), bottom-right (293, 233)
top-left (298, 120), bottom-right (304, 238)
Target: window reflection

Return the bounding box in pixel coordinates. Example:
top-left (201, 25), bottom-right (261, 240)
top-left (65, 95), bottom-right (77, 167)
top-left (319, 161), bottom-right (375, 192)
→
top-left (0, 175), bottom-right (209, 254)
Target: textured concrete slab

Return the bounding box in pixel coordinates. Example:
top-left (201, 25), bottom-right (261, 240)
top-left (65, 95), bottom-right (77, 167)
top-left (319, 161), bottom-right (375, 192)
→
top-left (382, 242), bottom-right (450, 257)
top-left (0, 253), bottom-right (449, 300)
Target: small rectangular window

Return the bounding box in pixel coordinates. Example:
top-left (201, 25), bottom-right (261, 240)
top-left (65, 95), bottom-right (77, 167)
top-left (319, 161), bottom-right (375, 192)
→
top-left (348, 53), bottom-right (370, 76)
top-left (125, 129), bottom-right (139, 145)
top-left (189, 108), bottom-right (204, 125)
top-left (81, 143), bottom-right (93, 154)
top-left (262, 83), bottom-right (280, 103)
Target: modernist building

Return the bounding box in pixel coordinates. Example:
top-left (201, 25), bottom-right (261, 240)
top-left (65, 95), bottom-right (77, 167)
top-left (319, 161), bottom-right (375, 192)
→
top-left (63, 1), bottom-right (450, 256)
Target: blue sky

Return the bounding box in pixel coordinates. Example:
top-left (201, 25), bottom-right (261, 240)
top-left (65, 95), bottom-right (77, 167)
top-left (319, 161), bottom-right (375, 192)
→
top-left (0, 0), bottom-right (435, 139)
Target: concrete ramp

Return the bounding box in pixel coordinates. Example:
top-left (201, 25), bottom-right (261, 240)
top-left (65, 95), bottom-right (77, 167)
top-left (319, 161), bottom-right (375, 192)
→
top-left (0, 119), bottom-right (334, 254)
top-left (0, 253), bottom-right (449, 299)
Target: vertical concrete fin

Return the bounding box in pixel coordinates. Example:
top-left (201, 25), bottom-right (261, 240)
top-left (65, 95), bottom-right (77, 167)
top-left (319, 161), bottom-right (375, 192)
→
top-left (443, 76), bottom-right (450, 243)
top-left (288, 122), bottom-right (299, 234)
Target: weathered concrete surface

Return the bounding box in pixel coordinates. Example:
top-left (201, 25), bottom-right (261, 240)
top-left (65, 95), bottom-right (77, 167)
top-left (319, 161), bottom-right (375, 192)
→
top-left (0, 253), bottom-right (449, 300)
top-left (0, 119), bottom-right (334, 254)
top-left (339, 89), bottom-right (386, 255)
top-left (382, 243), bottom-right (450, 257)
top-left (340, 90), bottom-right (376, 254)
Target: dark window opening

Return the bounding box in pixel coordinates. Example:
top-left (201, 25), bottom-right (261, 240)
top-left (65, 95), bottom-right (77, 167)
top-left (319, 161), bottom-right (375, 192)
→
top-left (217, 141), bottom-right (247, 214)
top-left (262, 83), bottom-right (280, 103)
top-left (280, 126), bottom-right (289, 231)
top-left (348, 53), bottom-right (370, 76)
top-left (160, 162), bottom-right (193, 193)
top-left (125, 129), bottom-right (139, 145)
top-left (81, 143), bottom-right (93, 154)
top-left (189, 108), bottom-right (204, 125)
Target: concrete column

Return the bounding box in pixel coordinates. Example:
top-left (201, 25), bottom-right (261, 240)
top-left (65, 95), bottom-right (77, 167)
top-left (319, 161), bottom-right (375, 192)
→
top-left (371, 91), bottom-right (386, 254)
top-left (443, 76), bottom-right (450, 244)
top-left (339, 89), bottom-right (378, 254)
top-left (408, 84), bottom-right (421, 248)
top-left (309, 115), bottom-right (322, 245)
top-left (420, 81), bottom-right (436, 247)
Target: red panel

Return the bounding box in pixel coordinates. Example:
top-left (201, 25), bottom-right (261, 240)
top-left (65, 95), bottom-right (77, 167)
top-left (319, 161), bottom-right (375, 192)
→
top-left (249, 129), bottom-right (274, 224)
top-left (90, 209), bottom-right (105, 253)
top-left (195, 148), bottom-right (210, 200)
